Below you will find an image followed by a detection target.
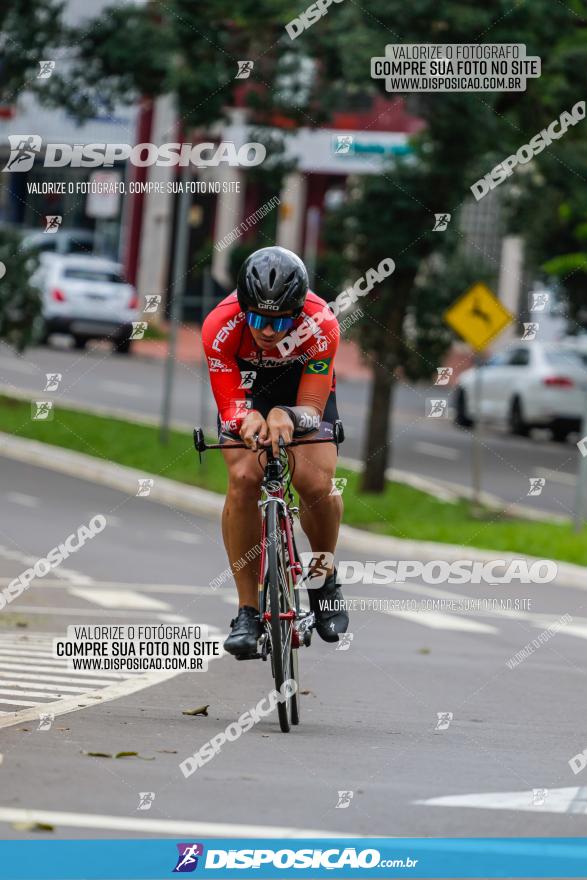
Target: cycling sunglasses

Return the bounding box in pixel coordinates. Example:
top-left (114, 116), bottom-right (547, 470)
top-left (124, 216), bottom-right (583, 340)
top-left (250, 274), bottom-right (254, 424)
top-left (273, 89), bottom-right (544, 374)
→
top-left (246, 311), bottom-right (296, 332)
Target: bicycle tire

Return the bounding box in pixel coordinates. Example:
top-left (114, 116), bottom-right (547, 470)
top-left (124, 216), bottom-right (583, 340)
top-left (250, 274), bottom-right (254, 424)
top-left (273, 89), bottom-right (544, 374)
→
top-left (266, 499), bottom-right (298, 733)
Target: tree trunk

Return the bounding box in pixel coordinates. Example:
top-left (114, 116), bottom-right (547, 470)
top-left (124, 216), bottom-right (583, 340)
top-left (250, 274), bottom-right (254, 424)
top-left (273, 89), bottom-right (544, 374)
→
top-left (360, 362), bottom-right (395, 493)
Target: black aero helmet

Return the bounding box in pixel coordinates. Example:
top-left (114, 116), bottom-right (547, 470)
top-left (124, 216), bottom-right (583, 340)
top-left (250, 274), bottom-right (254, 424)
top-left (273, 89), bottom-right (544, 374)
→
top-left (237, 246), bottom-right (308, 314)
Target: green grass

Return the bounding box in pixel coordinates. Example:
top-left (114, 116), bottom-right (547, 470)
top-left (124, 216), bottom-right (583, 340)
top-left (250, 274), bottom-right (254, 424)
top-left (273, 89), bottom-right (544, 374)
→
top-left (1, 394), bottom-right (586, 566)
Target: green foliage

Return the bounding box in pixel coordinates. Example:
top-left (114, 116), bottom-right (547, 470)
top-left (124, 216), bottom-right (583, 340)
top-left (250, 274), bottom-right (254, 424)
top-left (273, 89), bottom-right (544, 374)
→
top-left (0, 0), bottom-right (65, 103)
top-left (0, 228), bottom-right (42, 353)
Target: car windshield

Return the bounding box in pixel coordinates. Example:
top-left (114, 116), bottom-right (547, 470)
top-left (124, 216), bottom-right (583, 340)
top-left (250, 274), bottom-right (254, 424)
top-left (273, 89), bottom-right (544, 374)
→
top-left (545, 350), bottom-right (586, 368)
top-left (62, 267), bottom-right (125, 283)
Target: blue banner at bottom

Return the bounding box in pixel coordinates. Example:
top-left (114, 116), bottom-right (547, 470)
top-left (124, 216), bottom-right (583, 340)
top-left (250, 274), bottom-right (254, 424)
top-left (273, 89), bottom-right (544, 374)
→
top-left (2, 837), bottom-right (587, 879)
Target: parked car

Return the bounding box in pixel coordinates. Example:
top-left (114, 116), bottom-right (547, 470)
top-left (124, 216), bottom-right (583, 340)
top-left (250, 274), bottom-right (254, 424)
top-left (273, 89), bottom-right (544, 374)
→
top-left (33, 254), bottom-right (139, 354)
top-left (20, 228), bottom-right (96, 257)
top-left (454, 342), bottom-right (587, 442)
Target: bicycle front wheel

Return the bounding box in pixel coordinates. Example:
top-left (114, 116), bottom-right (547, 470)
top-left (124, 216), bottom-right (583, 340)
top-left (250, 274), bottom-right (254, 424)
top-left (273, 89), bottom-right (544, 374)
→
top-left (265, 499), bottom-right (298, 733)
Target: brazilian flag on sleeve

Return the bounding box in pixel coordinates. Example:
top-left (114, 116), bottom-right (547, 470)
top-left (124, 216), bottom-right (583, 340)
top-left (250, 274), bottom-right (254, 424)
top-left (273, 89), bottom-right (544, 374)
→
top-left (304, 358), bottom-right (331, 374)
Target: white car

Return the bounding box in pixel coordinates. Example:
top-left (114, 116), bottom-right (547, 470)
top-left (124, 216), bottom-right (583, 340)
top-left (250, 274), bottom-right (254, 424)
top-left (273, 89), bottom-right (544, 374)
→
top-left (454, 342), bottom-right (587, 442)
top-left (34, 255), bottom-right (140, 353)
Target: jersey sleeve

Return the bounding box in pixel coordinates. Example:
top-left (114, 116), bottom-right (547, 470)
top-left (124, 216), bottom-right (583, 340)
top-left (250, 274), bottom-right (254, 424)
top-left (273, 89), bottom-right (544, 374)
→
top-left (201, 308), bottom-right (249, 433)
top-left (296, 307), bottom-right (339, 416)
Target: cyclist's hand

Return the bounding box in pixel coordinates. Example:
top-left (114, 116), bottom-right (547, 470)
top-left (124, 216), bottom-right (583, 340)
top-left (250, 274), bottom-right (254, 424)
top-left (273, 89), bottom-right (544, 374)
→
top-left (240, 410), bottom-right (268, 451)
top-left (266, 408), bottom-right (294, 457)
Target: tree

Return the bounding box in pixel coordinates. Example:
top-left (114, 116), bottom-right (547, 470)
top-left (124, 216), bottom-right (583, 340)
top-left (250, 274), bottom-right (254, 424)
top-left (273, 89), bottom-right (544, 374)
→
top-left (314, 0), bottom-right (587, 490)
top-left (0, 229), bottom-right (42, 353)
top-left (0, 1), bottom-right (65, 104)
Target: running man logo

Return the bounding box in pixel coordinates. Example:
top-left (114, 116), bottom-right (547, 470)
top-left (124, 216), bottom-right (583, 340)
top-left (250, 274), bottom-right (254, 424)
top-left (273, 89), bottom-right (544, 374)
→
top-left (37, 60), bottom-right (55, 79)
top-left (304, 358), bottom-right (331, 375)
top-left (300, 551), bottom-right (333, 589)
top-left (528, 477), bottom-right (545, 497)
top-left (433, 213), bottom-right (451, 231)
top-left (236, 60), bottom-right (254, 79)
top-left (45, 215), bottom-right (62, 233)
top-left (522, 322), bottom-right (539, 341)
top-left (136, 479), bottom-right (154, 497)
top-left (173, 843), bottom-right (204, 873)
top-left (4, 135), bottom-right (42, 172)
top-left (435, 711), bottom-right (453, 731)
top-left (335, 790), bottom-right (354, 809)
top-left (32, 401), bottom-right (54, 421)
top-left (44, 373), bottom-right (62, 392)
top-left (131, 322), bottom-right (148, 340)
top-left (144, 295), bottom-right (161, 314)
top-left (334, 135), bottom-right (354, 154)
top-left (137, 792), bottom-right (155, 811)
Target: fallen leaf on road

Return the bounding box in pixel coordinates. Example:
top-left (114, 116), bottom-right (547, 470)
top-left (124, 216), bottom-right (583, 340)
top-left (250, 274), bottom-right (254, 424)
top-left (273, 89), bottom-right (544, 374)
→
top-left (156, 749), bottom-right (178, 754)
top-left (115, 751), bottom-right (155, 761)
top-left (182, 705), bottom-right (209, 716)
top-left (300, 689), bottom-right (315, 696)
top-left (83, 751), bottom-right (112, 758)
top-left (418, 648), bottom-right (431, 654)
top-left (12, 822), bottom-right (54, 832)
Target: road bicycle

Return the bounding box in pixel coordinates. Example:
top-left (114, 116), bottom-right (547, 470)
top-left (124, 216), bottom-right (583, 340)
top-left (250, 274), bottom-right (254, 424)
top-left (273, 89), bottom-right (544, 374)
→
top-left (193, 421), bottom-right (342, 732)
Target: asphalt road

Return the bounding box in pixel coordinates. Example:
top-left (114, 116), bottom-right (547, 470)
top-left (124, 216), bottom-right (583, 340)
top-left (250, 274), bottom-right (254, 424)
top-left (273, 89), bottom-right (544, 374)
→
top-left (1, 457), bottom-right (587, 839)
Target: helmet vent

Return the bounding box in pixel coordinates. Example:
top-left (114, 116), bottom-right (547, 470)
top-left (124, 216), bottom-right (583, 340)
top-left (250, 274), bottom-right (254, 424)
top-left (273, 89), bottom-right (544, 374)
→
top-left (269, 268), bottom-right (277, 289)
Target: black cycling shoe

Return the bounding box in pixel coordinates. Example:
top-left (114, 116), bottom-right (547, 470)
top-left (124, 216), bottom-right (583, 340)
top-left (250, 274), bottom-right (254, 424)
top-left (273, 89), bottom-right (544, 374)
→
top-left (308, 568), bottom-right (349, 643)
top-left (223, 606), bottom-right (262, 658)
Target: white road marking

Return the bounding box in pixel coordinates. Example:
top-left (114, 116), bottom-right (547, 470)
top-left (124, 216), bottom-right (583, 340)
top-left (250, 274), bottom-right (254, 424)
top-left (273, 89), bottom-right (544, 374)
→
top-left (0, 679), bottom-right (91, 694)
top-left (417, 787), bottom-right (587, 815)
top-left (69, 587), bottom-right (171, 611)
top-left (0, 625), bottom-right (223, 730)
top-left (534, 467), bottom-right (576, 487)
top-left (0, 688), bottom-right (62, 700)
top-left (415, 441), bottom-right (459, 461)
top-left (0, 698), bottom-right (42, 707)
top-left (0, 808), bottom-right (354, 838)
top-left (0, 578), bottom-right (214, 595)
top-left (0, 545), bottom-right (93, 585)
top-left (165, 530), bottom-right (202, 544)
top-left (0, 666), bottom-right (122, 685)
top-left (5, 492), bottom-right (40, 508)
top-left (8, 604), bottom-right (187, 621)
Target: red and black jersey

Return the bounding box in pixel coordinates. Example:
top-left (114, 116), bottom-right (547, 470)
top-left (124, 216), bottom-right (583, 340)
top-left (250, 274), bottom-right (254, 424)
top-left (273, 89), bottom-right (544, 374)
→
top-left (201, 291), bottom-right (339, 433)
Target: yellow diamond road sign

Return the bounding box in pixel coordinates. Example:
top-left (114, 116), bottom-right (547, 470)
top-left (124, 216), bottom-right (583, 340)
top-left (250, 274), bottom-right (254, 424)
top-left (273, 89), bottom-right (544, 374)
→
top-left (444, 282), bottom-right (513, 352)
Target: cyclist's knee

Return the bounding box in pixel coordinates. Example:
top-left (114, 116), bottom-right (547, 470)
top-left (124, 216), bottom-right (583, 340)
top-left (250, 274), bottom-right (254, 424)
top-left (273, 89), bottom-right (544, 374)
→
top-left (227, 463), bottom-right (263, 499)
top-left (293, 470), bottom-right (334, 505)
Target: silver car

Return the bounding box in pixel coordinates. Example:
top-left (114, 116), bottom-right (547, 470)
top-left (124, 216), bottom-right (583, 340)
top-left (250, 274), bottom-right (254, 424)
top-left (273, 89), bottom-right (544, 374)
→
top-left (34, 254), bottom-right (140, 354)
top-left (454, 341), bottom-right (587, 442)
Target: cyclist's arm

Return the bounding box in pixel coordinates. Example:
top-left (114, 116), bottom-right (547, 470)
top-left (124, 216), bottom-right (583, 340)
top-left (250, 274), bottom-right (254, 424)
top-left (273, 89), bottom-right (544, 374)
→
top-left (293, 307), bottom-right (340, 420)
top-left (201, 310), bottom-right (258, 434)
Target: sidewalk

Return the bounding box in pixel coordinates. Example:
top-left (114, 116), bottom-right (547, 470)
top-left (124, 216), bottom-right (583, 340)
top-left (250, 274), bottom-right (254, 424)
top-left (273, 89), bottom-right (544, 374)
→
top-left (136, 324), bottom-right (372, 381)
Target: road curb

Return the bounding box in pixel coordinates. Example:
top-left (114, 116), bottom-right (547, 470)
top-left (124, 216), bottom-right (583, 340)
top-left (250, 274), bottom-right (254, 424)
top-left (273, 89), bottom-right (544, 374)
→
top-left (1, 431), bottom-right (586, 590)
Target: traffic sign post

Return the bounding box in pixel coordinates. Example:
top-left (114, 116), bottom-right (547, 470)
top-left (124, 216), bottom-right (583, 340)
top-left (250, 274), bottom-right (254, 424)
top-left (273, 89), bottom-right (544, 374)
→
top-left (444, 283), bottom-right (514, 513)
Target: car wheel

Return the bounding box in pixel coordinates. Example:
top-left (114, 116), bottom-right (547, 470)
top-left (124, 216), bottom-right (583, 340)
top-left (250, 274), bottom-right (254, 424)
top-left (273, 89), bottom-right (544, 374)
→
top-left (73, 336), bottom-right (87, 350)
top-left (113, 334), bottom-right (132, 355)
top-left (509, 397), bottom-right (530, 437)
top-left (454, 388), bottom-right (474, 428)
top-left (551, 424), bottom-right (569, 443)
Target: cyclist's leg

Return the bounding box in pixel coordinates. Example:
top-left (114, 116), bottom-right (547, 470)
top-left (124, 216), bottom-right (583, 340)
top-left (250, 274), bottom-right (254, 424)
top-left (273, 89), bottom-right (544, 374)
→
top-left (221, 445), bottom-right (264, 609)
top-left (290, 438), bottom-right (342, 564)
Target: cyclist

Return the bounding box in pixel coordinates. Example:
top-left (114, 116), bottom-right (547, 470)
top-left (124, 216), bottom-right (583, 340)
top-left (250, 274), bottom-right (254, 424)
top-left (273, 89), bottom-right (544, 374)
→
top-left (202, 246), bottom-right (349, 659)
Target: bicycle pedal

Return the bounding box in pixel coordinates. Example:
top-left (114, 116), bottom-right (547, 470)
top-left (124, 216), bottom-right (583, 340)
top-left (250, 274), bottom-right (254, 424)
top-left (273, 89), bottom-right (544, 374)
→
top-left (235, 652), bottom-right (261, 661)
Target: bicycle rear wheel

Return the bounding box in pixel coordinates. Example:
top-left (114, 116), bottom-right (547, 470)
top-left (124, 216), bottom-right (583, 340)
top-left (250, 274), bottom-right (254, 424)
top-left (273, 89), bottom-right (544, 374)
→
top-left (265, 499), bottom-right (298, 732)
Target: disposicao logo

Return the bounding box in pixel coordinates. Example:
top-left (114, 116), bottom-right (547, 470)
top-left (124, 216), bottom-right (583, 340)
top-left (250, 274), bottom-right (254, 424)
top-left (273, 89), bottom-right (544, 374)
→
top-left (173, 843), bottom-right (204, 872)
